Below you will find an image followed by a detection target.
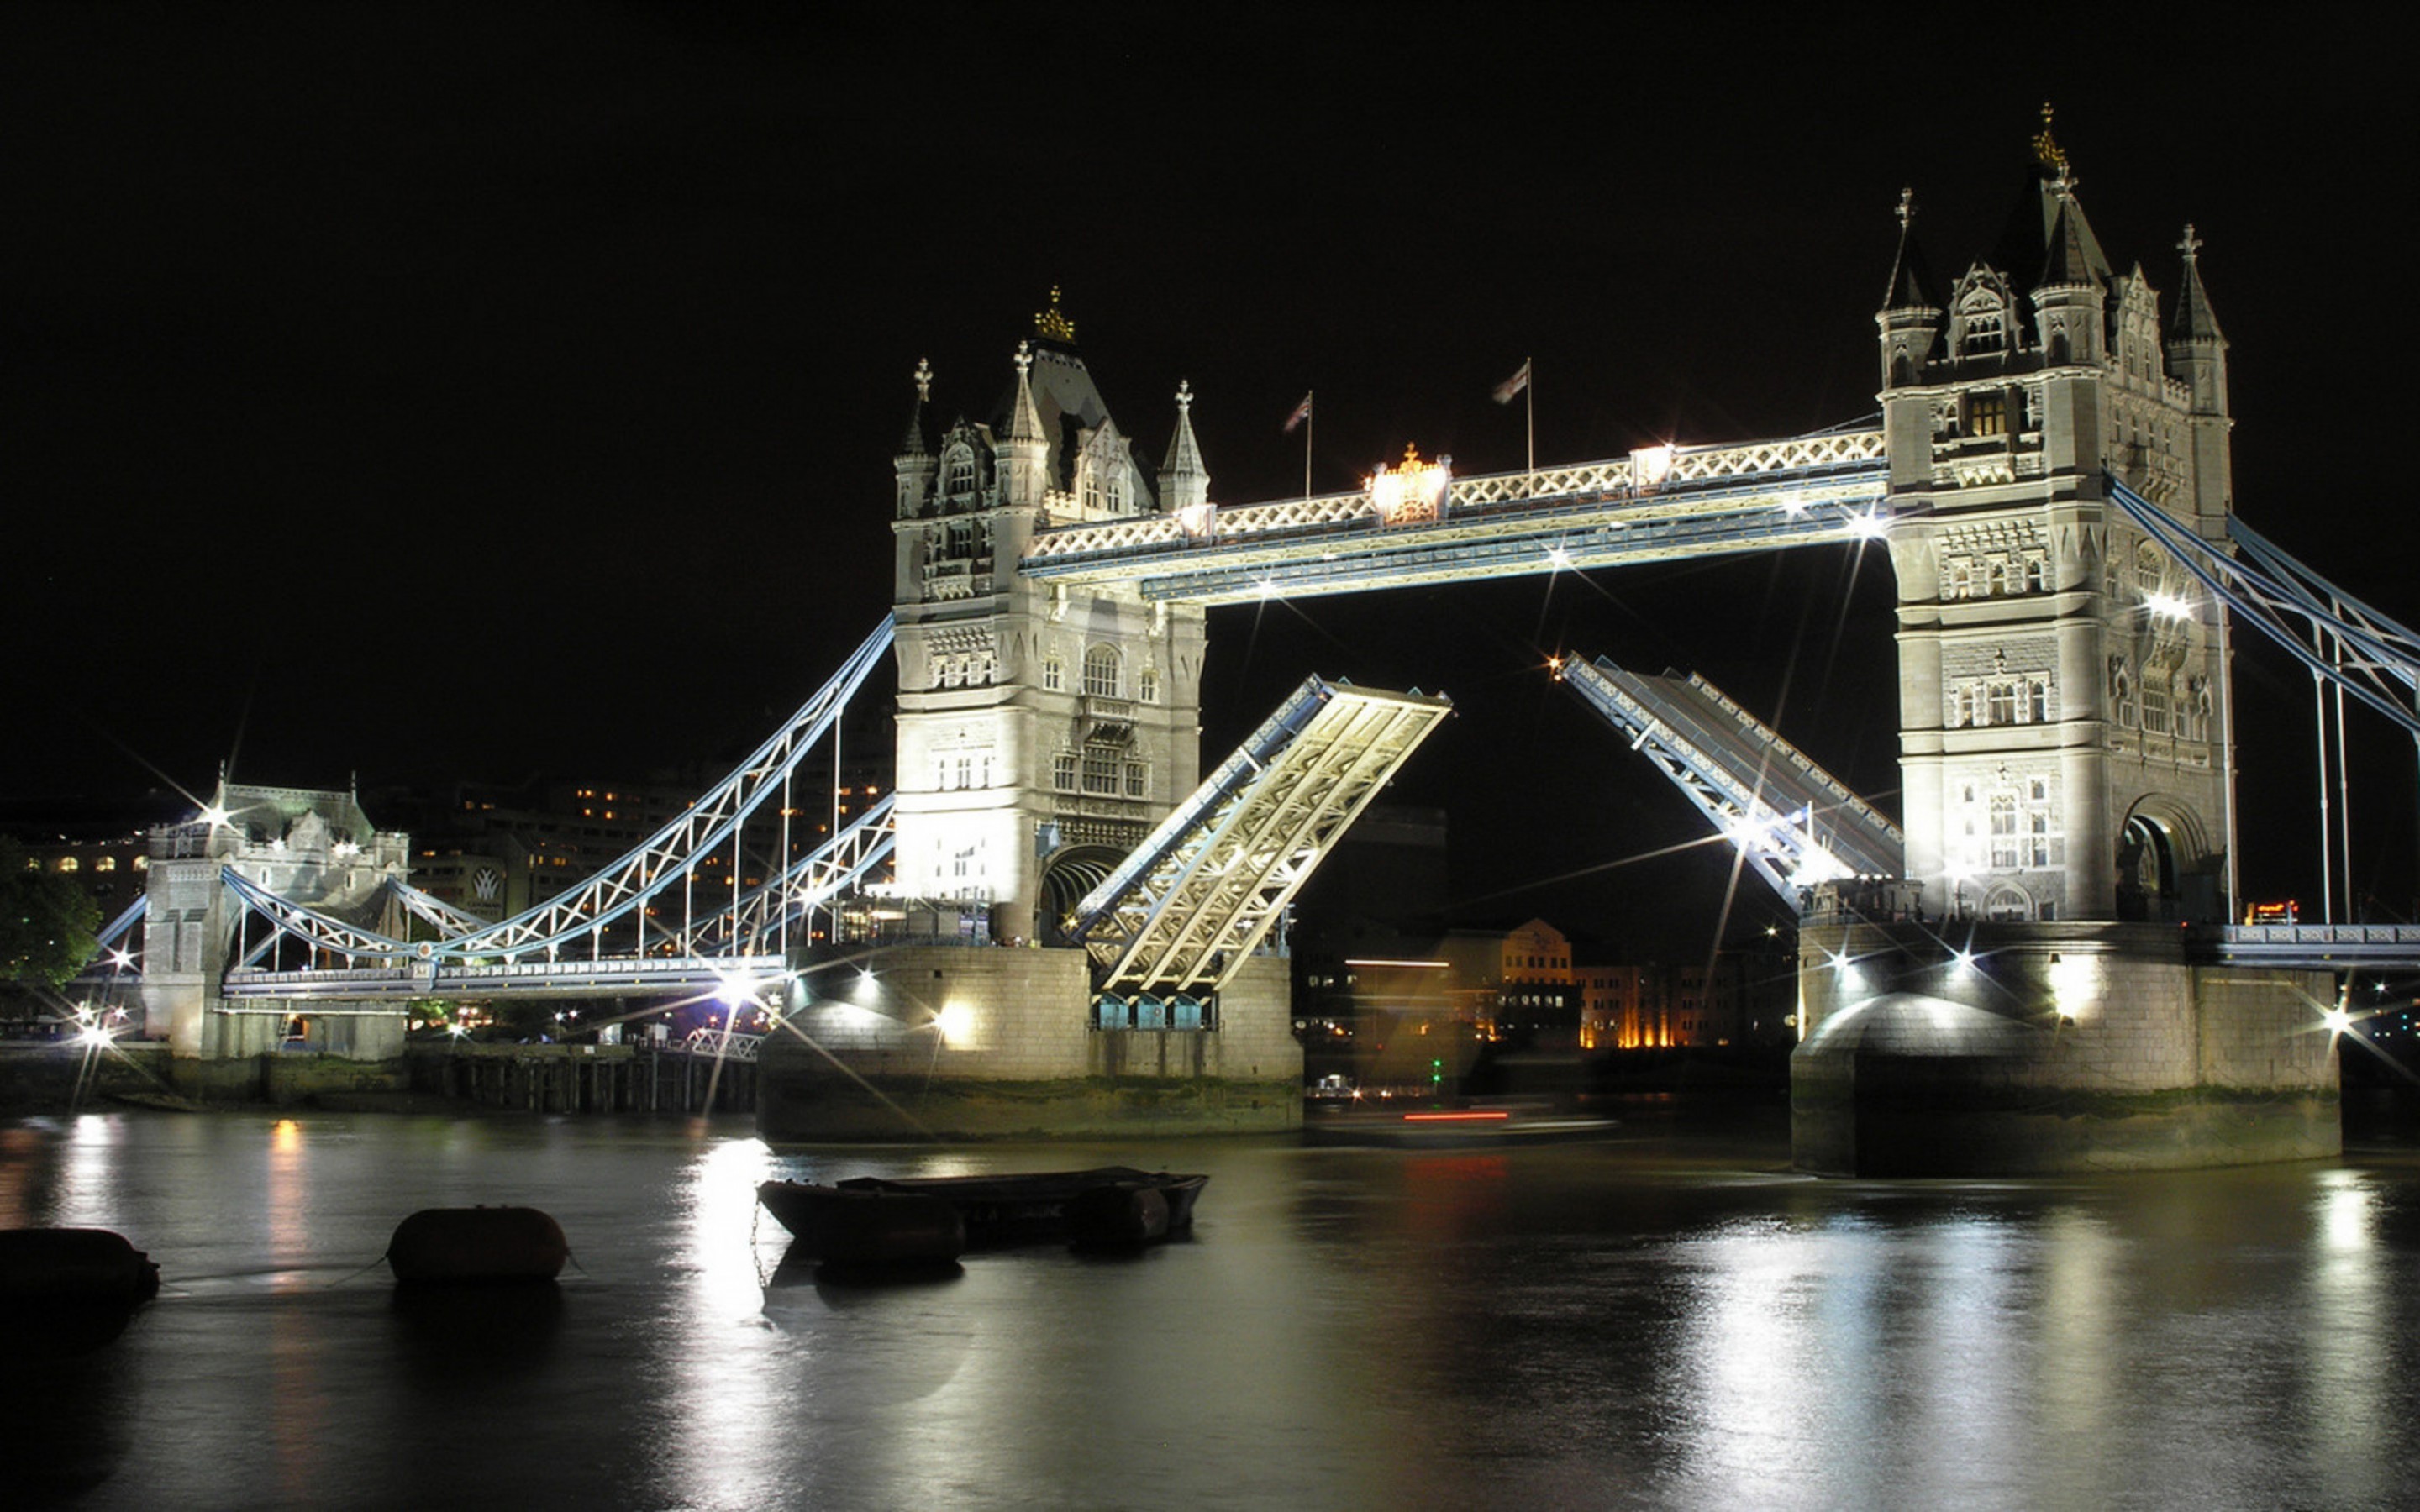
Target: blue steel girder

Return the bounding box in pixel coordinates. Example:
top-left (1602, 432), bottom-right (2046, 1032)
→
top-left (1558, 654), bottom-right (1904, 904)
top-left (1021, 429), bottom-right (1893, 605)
top-left (676, 794), bottom-right (896, 957)
top-left (1068, 677), bottom-right (1454, 994)
top-left (2107, 477), bottom-right (2420, 740)
top-left (437, 617), bottom-right (897, 958)
top-left (218, 953), bottom-right (786, 1001)
top-left (2188, 923), bottom-right (2420, 971)
top-left (206, 621), bottom-right (895, 986)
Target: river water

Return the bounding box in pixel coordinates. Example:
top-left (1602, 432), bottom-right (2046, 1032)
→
top-left (8, 1100), bottom-right (2420, 1511)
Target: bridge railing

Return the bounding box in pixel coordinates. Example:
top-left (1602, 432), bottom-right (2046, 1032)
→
top-left (1023, 430), bottom-right (1888, 566)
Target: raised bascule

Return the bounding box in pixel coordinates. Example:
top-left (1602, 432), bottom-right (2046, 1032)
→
top-left (79, 123), bottom-right (2420, 1169)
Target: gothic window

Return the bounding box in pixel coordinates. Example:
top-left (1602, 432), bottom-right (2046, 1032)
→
top-left (2028, 680), bottom-right (2051, 724)
top-left (1989, 791), bottom-right (2019, 869)
top-left (1082, 645), bottom-right (1121, 699)
top-left (1947, 559), bottom-right (1973, 599)
top-left (1986, 558), bottom-right (2010, 596)
top-left (1042, 655), bottom-right (1065, 692)
top-left (1081, 748), bottom-right (1119, 795)
top-left (1123, 762), bottom-right (1147, 798)
top-left (944, 449), bottom-right (977, 500)
top-left (1052, 752), bottom-right (1078, 792)
top-left (2135, 544), bottom-right (2165, 600)
top-left (2142, 678), bottom-right (2172, 735)
top-left (1968, 391), bottom-right (2007, 437)
top-left (1987, 682), bottom-right (2018, 726)
top-left (1953, 276), bottom-right (2013, 360)
top-left (954, 755), bottom-right (974, 790)
top-left (1946, 687), bottom-right (1969, 728)
top-left (1106, 471), bottom-right (1128, 512)
top-left (1139, 665), bottom-right (1160, 703)
top-left (1081, 465), bottom-right (1102, 512)
top-left (2024, 555), bottom-right (2049, 594)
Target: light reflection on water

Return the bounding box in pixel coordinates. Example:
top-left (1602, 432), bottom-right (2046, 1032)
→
top-left (7, 1110), bottom-right (2420, 1510)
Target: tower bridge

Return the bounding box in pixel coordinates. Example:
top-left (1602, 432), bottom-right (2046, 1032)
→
top-left (70, 125), bottom-right (2420, 1168)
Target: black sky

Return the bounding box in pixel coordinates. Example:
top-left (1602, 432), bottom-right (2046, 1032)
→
top-left (5, 3), bottom-right (2415, 948)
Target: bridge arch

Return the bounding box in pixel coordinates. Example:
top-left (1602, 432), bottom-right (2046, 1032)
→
top-left (2116, 792), bottom-right (2218, 924)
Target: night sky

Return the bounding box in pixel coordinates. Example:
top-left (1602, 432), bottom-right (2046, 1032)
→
top-left (6, 5), bottom-right (2414, 949)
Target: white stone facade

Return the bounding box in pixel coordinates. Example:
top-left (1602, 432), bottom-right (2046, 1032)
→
top-left (1879, 145), bottom-right (2234, 925)
top-left (889, 331), bottom-right (1209, 941)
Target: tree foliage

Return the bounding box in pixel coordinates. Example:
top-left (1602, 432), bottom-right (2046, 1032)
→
top-left (1, 837), bottom-right (104, 987)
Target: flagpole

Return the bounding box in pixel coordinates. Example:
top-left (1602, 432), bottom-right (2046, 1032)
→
top-left (1303, 390), bottom-right (1313, 501)
top-left (1524, 355), bottom-right (1535, 495)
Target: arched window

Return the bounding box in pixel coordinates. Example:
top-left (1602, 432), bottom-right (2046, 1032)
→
top-left (1988, 792), bottom-right (2019, 869)
top-left (1042, 655), bottom-right (1065, 692)
top-left (944, 449), bottom-right (977, 499)
top-left (1082, 645), bottom-right (1121, 698)
top-left (2024, 555), bottom-right (2049, 594)
top-left (1139, 665), bottom-right (1160, 703)
top-left (1052, 752), bottom-right (1078, 791)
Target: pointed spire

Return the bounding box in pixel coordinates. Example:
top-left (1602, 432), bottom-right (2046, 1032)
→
top-left (1003, 340), bottom-right (1044, 443)
top-left (899, 357), bottom-right (934, 457)
top-left (2038, 173), bottom-right (2102, 289)
top-left (1881, 186), bottom-right (1939, 310)
top-left (1160, 379), bottom-right (1210, 516)
top-left (2173, 224), bottom-right (2225, 344)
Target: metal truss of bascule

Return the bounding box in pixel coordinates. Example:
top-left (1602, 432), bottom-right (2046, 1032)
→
top-left (2105, 477), bottom-right (2420, 969)
top-left (1023, 428), bottom-right (1897, 603)
top-left (1065, 677), bottom-right (1455, 998)
top-left (1554, 653), bottom-right (1905, 906)
top-left (113, 621), bottom-right (901, 1006)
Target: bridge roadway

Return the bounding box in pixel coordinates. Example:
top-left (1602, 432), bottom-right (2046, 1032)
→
top-left (214, 953), bottom-right (786, 1004)
top-left (1022, 429), bottom-right (1894, 604)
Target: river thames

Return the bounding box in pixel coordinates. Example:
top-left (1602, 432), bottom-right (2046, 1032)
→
top-left (9, 1100), bottom-right (2420, 1510)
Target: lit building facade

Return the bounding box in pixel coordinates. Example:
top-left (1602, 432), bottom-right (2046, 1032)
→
top-left (888, 295), bottom-right (1209, 942)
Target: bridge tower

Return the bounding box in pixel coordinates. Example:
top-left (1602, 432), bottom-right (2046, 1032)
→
top-left (139, 780), bottom-right (411, 1063)
top-left (1795, 116), bottom-right (2337, 1174)
top-left (1878, 115), bottom-right (2236, 927)
top-left (887, 294), bottom-right (1208, 942)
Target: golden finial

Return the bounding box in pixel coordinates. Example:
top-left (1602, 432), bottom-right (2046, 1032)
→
top-left (2033, 102), bottom-right (2069, 176)
top-left (1034, 285), bottom-right (1076, 344)
top-left (913, 356), bottom-right (933, 402)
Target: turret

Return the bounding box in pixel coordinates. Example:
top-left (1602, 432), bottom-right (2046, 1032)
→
top-left (1158, 380), bottom-right (1209, 518)
top-left (1876, 188), bottom-right (1942, 495)
top-left (2029, 177), bottom-right (2106, 369)
top-left (893, 357), bottom-right (936, 518)
top-left (2165, 225), bottom-right (2233, 529)
top-left (997, 341), bottom-right (1050, 510)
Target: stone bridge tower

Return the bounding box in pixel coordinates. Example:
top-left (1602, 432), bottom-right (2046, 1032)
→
top-left (888, 294), bottom-right (1209, 943)
top-left (1877, 113), bottom-right (2235, 927)
top-left (1791, 119), bottom-right (2333, 1177)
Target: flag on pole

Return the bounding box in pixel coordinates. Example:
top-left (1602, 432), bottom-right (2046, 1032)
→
top-left (1492, 359), bottom-right (1532, 406)
top-left (1283, 391), bottom-right (1313, 434)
